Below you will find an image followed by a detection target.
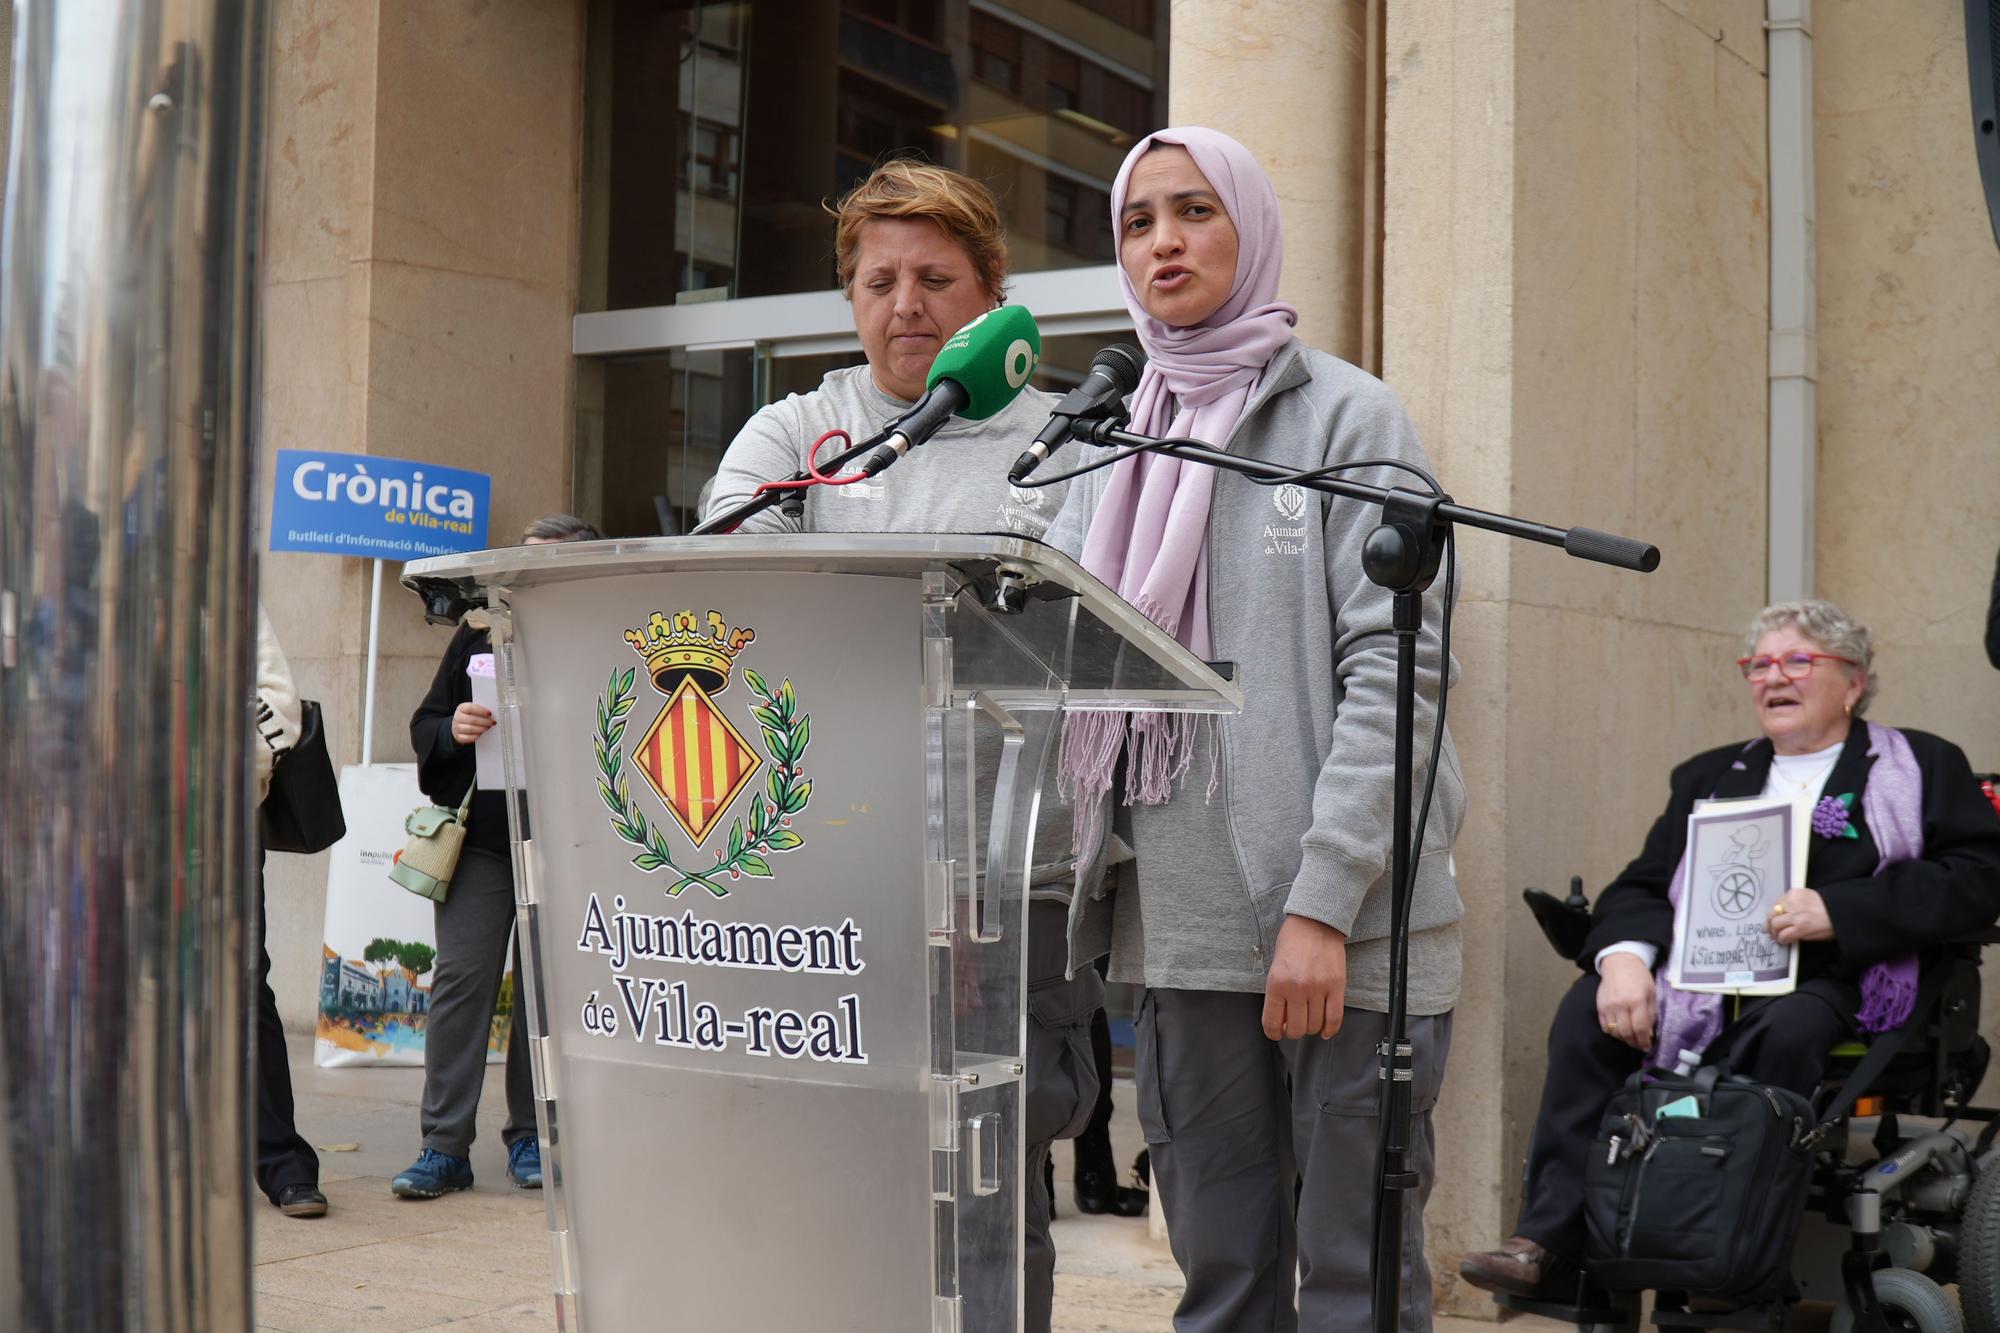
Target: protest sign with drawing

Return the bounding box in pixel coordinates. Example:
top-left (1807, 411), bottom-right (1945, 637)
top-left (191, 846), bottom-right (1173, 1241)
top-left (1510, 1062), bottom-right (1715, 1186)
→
top-left (1667, 794), bottom-right (1807, 995)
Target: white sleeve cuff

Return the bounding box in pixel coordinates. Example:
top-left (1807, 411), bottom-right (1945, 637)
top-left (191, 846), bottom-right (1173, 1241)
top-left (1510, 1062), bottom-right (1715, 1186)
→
top-left (1594, 941), bottom-right (1659, 974)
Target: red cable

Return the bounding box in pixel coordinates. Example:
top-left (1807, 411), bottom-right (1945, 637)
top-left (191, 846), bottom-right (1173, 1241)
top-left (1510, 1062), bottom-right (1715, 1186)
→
top-left (749, 429), bottom-right (872, 502)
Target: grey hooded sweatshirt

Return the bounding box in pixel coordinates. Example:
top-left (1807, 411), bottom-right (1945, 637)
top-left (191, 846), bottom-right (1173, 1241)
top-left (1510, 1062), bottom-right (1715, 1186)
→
top-left (1043, 339), bottom-right (1466, 1015)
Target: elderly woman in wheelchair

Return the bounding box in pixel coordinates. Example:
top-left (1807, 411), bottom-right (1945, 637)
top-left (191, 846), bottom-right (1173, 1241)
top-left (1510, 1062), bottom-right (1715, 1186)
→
top-left (1458, 600), bottom-right (2000, 1325)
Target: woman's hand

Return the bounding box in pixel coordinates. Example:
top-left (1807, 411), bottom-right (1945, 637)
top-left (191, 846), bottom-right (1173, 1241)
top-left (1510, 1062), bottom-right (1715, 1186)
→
top-left (1262, 914), bottom-right (1347, 1041)
top-left (1766, 887), bottom-right (1834, 945)
top-left (451, 702), bottom-right (496, 746)
top-left (1596, 952), bottom-right (1658, 1052)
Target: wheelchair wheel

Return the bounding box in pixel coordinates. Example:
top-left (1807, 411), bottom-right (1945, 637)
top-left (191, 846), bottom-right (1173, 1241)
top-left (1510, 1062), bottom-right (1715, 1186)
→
top-left (1964, 1161), bottom-right (2000, 1333)
top-left (1830, 1268), bottom-right (1964, 1333)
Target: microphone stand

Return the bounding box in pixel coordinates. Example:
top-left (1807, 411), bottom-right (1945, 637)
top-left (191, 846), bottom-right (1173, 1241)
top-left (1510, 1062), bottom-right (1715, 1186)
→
top-left (1071, 417), bottom-right (1659, 1333)
top-left (688, 429), bottom-right (889, 536)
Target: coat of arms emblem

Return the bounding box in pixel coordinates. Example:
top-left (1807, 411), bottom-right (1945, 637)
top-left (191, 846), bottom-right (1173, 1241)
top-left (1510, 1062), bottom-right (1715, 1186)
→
top-left (1273, 483), bottom-right (1309, 522)
top-left (592, 609), bottom-right (811, 897)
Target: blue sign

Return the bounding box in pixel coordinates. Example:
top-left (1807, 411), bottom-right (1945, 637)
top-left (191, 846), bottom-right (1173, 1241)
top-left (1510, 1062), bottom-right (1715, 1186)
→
top-left (270, 450), bottom-right (491, 560)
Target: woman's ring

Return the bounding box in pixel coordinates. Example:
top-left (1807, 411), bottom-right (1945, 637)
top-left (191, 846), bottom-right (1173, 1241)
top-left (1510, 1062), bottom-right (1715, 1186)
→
top-left (1771, 903), bottom-right (1787, 916)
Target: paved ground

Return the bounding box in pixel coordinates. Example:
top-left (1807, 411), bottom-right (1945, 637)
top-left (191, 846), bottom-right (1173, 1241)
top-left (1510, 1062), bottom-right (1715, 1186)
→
top-left (257, 1045), bottom-right (1560, 1331)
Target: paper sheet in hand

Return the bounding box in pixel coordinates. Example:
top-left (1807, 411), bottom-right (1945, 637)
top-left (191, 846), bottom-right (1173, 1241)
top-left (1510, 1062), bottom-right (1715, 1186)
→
top-left (467, 653), bottom-right (526, 790)
top-left (1666, 794), bottom-right (1806, 995)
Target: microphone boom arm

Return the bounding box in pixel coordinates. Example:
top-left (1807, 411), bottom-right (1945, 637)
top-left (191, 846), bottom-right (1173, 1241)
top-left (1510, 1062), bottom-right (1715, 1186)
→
top-left (1073, 418), bottom-right (1660, 572)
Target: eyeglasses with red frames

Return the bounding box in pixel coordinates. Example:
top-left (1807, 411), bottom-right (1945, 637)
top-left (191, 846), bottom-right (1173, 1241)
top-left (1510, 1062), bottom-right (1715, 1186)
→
top-left (1735, 651), bottom-right (1858, 681)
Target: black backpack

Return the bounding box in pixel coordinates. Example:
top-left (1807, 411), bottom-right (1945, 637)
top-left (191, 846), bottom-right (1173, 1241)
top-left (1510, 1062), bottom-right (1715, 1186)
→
top-left (1582, 1064), bottom-right (1814, 1301)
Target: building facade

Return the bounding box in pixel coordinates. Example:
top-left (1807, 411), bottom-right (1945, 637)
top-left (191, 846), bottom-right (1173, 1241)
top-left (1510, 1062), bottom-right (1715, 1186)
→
top-left (233, 0), bottom-right (2000, 1314)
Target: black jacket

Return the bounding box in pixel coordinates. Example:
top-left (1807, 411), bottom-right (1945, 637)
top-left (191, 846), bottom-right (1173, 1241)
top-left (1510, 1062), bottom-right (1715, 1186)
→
top-left (410, 623), bottom-right (512, 855)
top-left (1579, 719), bottom-right (2000, 984)
top-left (1987, 546), bottom-right (2000, 671)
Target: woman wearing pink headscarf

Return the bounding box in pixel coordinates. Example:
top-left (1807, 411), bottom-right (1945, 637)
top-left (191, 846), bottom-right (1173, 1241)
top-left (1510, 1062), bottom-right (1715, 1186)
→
top-left (1042, 129), bottom-right (1466, 1330)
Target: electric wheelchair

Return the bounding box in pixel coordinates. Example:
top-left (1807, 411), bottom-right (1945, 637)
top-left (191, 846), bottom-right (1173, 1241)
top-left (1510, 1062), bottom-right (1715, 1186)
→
top-left (1495, 871), bottom-right (2000, 1333)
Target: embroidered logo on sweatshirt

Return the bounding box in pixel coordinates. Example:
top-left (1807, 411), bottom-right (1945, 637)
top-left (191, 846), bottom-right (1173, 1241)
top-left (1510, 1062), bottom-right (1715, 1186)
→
top-left (1273, 484), bottom-right (1308, 521)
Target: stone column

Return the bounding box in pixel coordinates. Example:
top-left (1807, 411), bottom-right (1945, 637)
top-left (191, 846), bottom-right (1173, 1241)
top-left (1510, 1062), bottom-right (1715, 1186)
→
top-left (1814, 0), bottom-right (2000, 762)
top-left (258, 0), bottom-right (586, 1033)
top-left (1169, 0), bottom-right (1370, 361)
top-left (1812, 0), bottom-right (2000, 1065)
top-left (1384, 0), bottom-right (1769, 1314)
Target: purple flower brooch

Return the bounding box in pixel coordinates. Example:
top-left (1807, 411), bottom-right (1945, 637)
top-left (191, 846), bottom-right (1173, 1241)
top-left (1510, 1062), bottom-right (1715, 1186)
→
top-left (1813, 792), bottom-right (1860, 840)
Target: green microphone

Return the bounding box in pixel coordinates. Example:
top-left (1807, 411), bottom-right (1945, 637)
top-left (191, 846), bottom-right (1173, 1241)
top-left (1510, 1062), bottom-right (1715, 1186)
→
top-left (861, 305), bottom-right (1041, 476)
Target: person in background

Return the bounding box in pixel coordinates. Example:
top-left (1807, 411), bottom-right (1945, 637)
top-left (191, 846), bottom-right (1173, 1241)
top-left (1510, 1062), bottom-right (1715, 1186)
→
top-left (391, 513), bottom-right (601, 1199)
top-left (703, 159), bottom-right (1060, 540)
top-left (704, 158), bottom-right (1095, 1333)
top-left (1986, 545), bottom-right (2000, 670)
top-left (1459, 599), bottom-right (2000, 1297)
top-left (1042, 127), bottom-right (1465, 1331)
top-left (253, 608), bottom-right (323, 1217)
top-left (1070, 952), bottom-right (1147, 1217)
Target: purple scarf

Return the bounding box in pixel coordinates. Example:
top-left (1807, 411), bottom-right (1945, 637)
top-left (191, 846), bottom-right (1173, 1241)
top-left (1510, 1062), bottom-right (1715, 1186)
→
top-left (1651, 721), bottom-right (1925, 1065)
top-left (1058, 128), bottom-right (1298, 830)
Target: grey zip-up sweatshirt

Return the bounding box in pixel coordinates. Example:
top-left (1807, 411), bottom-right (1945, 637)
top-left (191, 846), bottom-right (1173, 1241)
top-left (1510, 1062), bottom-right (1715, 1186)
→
top-left (1043, 339), bottom-right (1466, 1013)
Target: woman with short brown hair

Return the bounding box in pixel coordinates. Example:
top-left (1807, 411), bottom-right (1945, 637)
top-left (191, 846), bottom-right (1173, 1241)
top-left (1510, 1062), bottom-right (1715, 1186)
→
top-left (706, 159), bottom-right (1054, 533)
top-left (706, 159), bottom-right (1090, 1333)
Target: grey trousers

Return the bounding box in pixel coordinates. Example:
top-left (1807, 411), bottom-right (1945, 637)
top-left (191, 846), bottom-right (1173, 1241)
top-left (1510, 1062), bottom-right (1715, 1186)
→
top-left (1136, 989), bottom-right (1453, 1333)
top-left (420, 845), bottom-right (537, 1158)
top-left (1022, 900), bottom-right (1103, 1333)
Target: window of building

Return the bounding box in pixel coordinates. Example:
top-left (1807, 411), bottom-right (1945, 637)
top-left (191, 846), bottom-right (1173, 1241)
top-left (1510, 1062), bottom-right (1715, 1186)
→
top-left (1045, 176), bottom-right (1079, 247)
top-left (576, 0), bottom-right (1170, 537)
top-left (970, 11), bottom-right (1023, 96)
top-left (835, 73), bottom-right (945, 195)
top-left (847, 0), bottom-right (942, 45)
top-left (688, 120), bottom-right (739, 196)
top-left (1077, 0), bottom-right (1155, 32)
top-left (1080, 64), bottom-right (1153, 139)
top-left (1045, 47), bottom-right (1080, 112)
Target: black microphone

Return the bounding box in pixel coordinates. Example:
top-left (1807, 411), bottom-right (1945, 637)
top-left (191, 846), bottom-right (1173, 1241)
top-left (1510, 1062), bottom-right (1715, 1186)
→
top-left (1009, 343), bottom-right (1144, 484)
top-left (859, 305), bottom-right (1043, 476)
top-left (858, 379), bottom-right (970, 477)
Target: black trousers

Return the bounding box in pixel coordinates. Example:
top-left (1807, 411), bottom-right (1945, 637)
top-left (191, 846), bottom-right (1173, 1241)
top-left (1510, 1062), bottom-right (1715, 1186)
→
top-left (255, 854), bottom-right (320, 1201)
top-left (1074, 956), bottom-right (1116, 1174)
top-left (1516, 971), bottom-right (1859, 1259)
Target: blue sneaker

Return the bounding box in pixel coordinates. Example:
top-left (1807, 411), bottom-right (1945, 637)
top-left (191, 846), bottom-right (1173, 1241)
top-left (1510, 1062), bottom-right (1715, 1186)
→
top-left (507, 1135), bottom-right (543, 1189)
top-left (391, 1148), bottom-right (473, 1199)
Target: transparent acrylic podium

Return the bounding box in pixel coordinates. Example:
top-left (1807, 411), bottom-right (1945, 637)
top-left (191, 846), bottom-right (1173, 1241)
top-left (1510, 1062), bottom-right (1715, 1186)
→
top-left (402, 535), bottom-right (1241, 1333)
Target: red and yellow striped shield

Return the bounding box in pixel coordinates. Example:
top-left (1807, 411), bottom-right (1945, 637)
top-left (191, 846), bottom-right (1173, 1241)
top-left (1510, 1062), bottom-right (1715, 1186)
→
top-left (631, 677), bottom-right (762, 845)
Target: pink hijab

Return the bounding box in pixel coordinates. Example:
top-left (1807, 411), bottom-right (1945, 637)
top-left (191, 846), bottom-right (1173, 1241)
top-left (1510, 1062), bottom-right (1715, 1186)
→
top-left (1062, 128), bottom-right (1299, 820)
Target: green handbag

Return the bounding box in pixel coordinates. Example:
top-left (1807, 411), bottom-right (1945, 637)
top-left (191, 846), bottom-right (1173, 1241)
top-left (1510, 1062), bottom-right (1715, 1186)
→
top-left (388, 786), bottom-right (475, 902)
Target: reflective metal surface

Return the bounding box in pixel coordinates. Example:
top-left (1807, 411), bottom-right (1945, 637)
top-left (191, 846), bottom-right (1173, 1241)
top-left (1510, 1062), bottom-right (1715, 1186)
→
top-left (0, 0), bottom-right (269, 1326)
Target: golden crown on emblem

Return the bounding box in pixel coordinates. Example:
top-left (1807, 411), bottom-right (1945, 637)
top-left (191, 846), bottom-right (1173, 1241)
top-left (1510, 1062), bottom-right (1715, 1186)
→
top-left (625, 610), bottom-right (755, 695)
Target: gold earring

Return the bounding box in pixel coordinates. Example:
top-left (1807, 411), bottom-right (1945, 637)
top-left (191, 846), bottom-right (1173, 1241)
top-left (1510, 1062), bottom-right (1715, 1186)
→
top-left (1844, 702), bottom-right (1853, 717)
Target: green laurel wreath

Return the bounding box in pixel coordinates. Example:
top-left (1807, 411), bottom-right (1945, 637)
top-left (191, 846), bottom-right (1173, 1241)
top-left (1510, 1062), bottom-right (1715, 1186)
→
top-left (594, 665), bottom-right (811, 897)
